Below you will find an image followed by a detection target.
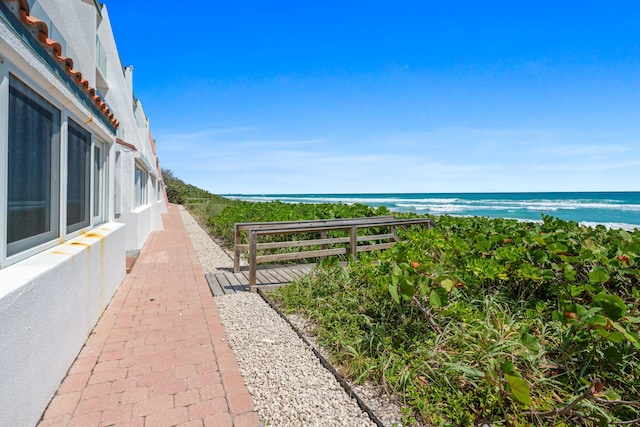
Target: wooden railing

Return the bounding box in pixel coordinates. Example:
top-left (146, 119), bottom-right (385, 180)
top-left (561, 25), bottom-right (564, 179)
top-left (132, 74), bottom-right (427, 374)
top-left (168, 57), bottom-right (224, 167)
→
top-left (233, 216), bottom-right (434, 291)
top-left (233, 216), bottom-right (395, 272)
top-left (185, 197), bottom-right (212, 207)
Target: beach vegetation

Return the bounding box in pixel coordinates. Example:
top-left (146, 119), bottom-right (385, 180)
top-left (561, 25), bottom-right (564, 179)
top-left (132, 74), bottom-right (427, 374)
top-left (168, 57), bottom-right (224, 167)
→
top-left (162, 168), bottom-right (224, 205)
top-left (187, 193), bottom-right (639, 425)
top-left (204, 199), bottom-right (391, 247)
top-left (266, 213), bottom-right (640, 426)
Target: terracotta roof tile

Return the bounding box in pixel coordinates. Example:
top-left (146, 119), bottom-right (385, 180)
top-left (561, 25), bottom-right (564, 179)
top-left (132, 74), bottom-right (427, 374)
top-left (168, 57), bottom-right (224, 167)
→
top-left (42, 37), bottom-right (62, 57)
top-left (1, 0), bottom-right (119, 129)
top-left (116, 138), bottom-right (138, 151)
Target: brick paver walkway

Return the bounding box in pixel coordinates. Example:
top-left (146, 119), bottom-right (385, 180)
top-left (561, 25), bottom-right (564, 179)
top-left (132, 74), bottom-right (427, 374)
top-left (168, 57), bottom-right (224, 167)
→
top-left (38, 204), bottom-right (261, 427)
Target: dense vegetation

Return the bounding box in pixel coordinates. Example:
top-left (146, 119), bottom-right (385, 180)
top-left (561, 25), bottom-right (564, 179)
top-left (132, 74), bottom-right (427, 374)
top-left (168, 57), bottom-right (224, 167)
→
top-left (269, 214), bottom-right (640, 426)
top-left (205, 199), bottom-right (391, 247)
top-left (169, 181), bottom-right (639, 425)
top-left (161, 169), bottom-right (221, 204)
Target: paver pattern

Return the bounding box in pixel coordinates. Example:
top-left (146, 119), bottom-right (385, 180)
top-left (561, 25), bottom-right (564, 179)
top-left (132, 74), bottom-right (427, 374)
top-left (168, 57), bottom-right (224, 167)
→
top-left (38, 204), bottom-right (261, 427)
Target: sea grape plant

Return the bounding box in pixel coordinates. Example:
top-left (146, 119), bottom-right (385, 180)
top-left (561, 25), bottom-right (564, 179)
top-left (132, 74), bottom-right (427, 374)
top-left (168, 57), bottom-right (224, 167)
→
top-left (384, 214), bottom-right (640, 423)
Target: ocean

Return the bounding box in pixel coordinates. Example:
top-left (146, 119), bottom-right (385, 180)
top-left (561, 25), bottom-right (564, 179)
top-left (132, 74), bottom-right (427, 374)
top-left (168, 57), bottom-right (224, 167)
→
top-left (225, 192), bottom-right (640, 231)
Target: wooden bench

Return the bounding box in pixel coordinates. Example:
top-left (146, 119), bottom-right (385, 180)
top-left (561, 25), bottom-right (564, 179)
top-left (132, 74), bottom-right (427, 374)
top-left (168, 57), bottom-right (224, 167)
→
top-left (234, 216), bottom-right (434, 291)
top-left (185, 197), bottom-right (213, 207)
top-left (233, 216), bottom-right (396, 273)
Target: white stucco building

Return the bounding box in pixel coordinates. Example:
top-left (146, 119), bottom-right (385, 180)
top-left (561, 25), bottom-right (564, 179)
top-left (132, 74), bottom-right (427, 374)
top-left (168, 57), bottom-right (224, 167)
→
top-left (0, 1), bottom-right (167, 425)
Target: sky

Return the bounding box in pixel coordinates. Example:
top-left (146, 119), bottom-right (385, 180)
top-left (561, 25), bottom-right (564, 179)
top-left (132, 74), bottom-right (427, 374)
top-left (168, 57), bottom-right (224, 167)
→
top-left (103, 1), bottom-right (640, 194)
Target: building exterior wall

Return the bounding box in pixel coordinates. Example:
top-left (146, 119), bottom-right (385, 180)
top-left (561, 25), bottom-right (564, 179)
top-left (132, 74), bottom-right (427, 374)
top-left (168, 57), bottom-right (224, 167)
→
top-left (0, 1), bottom-right (167, 425)
top-left (95, 4), bottom-right (166, 250)
top-left (115, 144), bottom-right (164, 250)
top-left (0, 223), bottom-right (125, 427)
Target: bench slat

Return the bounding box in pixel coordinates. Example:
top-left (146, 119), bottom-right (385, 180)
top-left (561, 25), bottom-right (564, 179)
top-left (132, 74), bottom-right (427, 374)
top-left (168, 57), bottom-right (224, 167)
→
top-left (256, 247), bottom-right (347, 263)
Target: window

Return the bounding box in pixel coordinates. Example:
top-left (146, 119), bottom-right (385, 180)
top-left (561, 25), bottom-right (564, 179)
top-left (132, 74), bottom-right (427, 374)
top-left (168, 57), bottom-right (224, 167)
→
top-left (114, 151), bottom-right (121, 216)
top-left (150, 175), bottom-right (156, 203)
top-left (3, 74), bottom-right (111, 265)
top-left (134, 165), bottom-right (147, 207)
top-left (7, 75), bottom-right (61, 256)
top-left (93, 144), bottom-right (106, 224)
top-left (66, 119), bottom-right (91, 233)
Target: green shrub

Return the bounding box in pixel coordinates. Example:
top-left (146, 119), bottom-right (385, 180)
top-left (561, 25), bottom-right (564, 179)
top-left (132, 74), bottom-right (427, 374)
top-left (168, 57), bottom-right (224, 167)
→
top-left (206, 199), bottom-right (391, 247)
top-left (270, 215), bottom-right (640, 426)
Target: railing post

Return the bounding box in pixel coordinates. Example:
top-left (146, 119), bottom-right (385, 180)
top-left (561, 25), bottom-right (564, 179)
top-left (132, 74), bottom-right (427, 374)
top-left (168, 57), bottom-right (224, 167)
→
top-left (350, 226), bottom-right (358, 260)
top-left (249, 229), bottom-right (258, 292)
top-left (320, 231), bottom-right (327, 250)
top-left (233, 224), bottom-right (241, 273)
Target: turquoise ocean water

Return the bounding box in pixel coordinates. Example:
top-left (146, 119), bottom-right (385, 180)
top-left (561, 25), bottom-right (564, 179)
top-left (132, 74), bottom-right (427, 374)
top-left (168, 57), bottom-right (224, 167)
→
top-left (226, 192), bottom-right (640, 231)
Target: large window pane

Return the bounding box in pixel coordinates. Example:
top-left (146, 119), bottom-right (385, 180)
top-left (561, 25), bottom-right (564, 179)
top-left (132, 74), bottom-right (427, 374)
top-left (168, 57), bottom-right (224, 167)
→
top-left (93, 146), bottom-right (101, 218)
top-left (135, 166), bottom-right (147, 207)
top-left (67, 119), bottom-right (91, 232)
top-left (7, 75), bottom-right (60, 256)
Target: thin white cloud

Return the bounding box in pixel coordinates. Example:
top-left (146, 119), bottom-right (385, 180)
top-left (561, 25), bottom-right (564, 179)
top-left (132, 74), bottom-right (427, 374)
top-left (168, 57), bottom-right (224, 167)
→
top-left (156, 125), bottom-right (640, 194)
top-left (541, 144), bottom-right (633, 157)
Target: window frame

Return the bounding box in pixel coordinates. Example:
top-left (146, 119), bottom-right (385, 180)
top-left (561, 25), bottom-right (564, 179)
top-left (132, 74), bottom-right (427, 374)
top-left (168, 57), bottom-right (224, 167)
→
top-left (157, 181), bottom-right (164, 202)
top-left (134, 163), bottom-right (148, 208)
top-left (66, 117), bottom-right (92, 234)
top-left (1, 68), bottom-right (111, 268)
top-left (150, 175), bottom-right (157, 204)
top-left (5, 73), bottom-right (62, 259)
top-left (92, 142), bottom-right (108, 225)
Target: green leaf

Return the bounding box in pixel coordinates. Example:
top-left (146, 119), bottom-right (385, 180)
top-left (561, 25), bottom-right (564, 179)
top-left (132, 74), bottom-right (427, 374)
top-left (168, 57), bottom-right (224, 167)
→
top-left (504, 374), bottom-right (532, 406)
top-left (564, 267), bottom-right (577, 282)
top-left (588, 315), bottom-right (608, 327)
top-left (534, 236), bottom-right (547, 246)
top-left (611, 321), bottom-right (639, 345)
top-left (603, 345), bottom-right (623, 366)
top-left (440, 278), bottom-right (454, 292)
top-left (599, 389), bottom-right (622, 401)
top-left (520, 332), bottom-right (541, 354)
top-left (583, 238), bottom-right (597, 251)
top-left (606, 332), bottom-right (626, 343)
top-left (418, 276), bottom-right (429, 296)
top-left (443, 362), bottom-right (485, 379)
top-left (344, 344), bottom-right (357, 355)
top-left (592, 294), bottom-right (627, 321)
top-left (619, 229), bottom-right (632, 242)
top-left (565, 303), bottom-right (588, 320)
top-left (589, 267), bottom-right (610, 285)
top-left (429, 286), bottom-right (448, 308)
top-left (321, 255), bottom-right (340, 268)
top-left (502, 361), bottom-right (517, 375)
top-left (532, 249), bottom-right (548, 263)
top-left (399, 279), bottom-right (415, 300)
top-left (388, 282), bottom-right (400, 304)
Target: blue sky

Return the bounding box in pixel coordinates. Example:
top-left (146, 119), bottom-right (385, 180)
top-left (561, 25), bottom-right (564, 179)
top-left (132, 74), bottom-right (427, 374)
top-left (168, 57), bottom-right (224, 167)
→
top-left (104, 1), bottom-right (640, 194)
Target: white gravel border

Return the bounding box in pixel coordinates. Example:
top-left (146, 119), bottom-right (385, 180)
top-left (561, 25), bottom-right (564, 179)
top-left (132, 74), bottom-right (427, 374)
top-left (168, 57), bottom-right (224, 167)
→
top-left (178, 206), bottom-right (408, 426)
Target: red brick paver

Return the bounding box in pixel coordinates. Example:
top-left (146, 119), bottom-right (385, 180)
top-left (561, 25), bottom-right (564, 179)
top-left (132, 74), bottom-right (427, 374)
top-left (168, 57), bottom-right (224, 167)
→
top-left (38, 204), bottom-right (260, 427)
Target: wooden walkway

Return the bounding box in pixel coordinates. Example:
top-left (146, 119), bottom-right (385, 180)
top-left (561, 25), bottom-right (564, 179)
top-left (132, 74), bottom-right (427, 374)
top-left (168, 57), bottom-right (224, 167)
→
top-left (205, 265), bottom-right (314, 295)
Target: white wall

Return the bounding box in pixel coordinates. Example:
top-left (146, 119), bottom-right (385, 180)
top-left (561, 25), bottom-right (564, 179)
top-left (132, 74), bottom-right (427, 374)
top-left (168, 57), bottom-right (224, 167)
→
top-left (97, 4), bottom-right (166, 250)
top-left (0, 1), bottom-right (165, 425)
top-left (0, 223), bottom-right (126, 427)
top-left (114, 144), bottom-right (165, 251)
